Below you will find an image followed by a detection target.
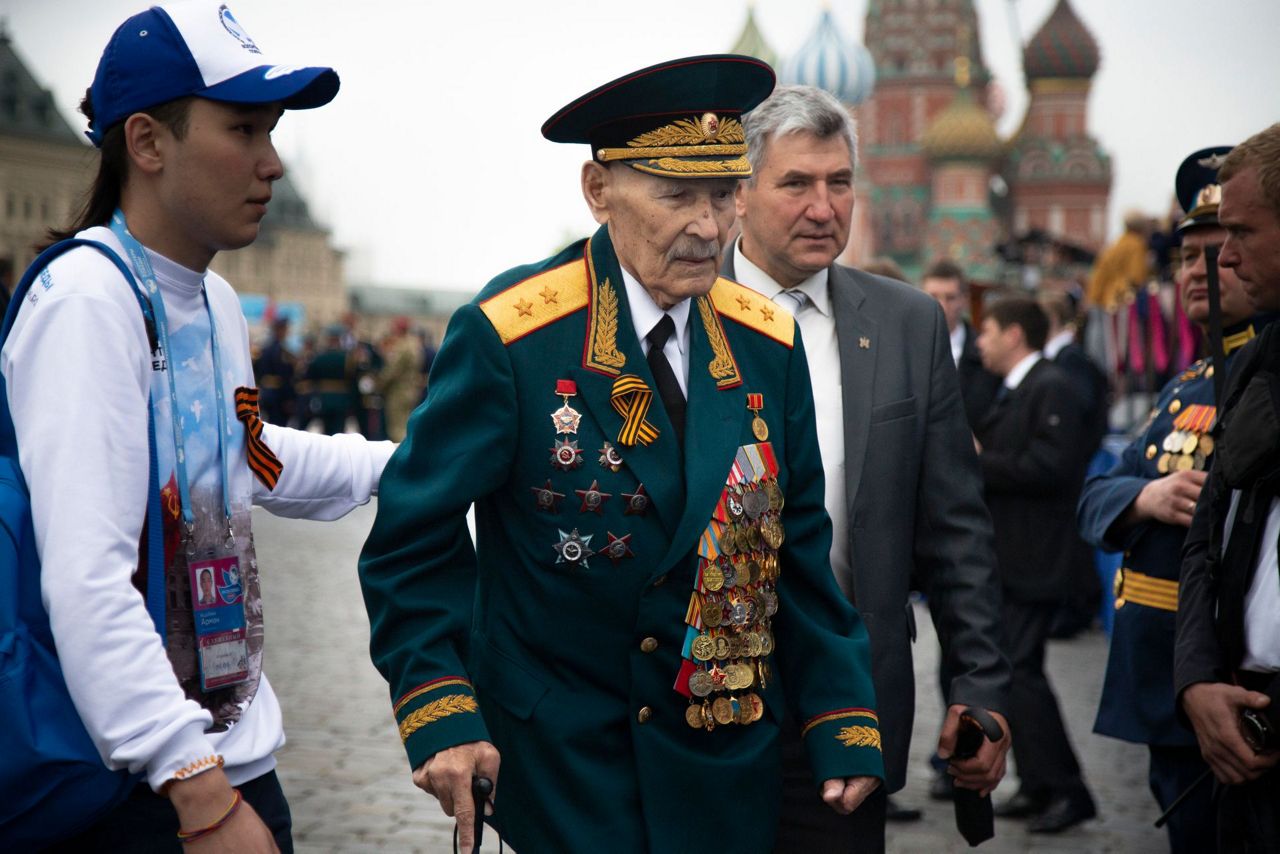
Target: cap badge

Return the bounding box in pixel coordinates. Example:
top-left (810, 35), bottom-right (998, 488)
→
top-left (1197, 153), bottom-right (1228, 170)
top-left (218, 4), bottom-right (262, 54)
top-left (700, 112), bottom-right (721, 139)
top-left (1194, 184), bottom-right (1222, 209)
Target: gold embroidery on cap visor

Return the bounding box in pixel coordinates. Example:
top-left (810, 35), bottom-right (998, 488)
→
top-left (596, 115), bottom-right (751, 178)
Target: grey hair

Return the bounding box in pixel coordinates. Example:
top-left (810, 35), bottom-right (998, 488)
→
top-left (742, 85), bottom-right (858, 182)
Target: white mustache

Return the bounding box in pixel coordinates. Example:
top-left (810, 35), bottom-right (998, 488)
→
top-left (668, 239), bottom-right (719, 262)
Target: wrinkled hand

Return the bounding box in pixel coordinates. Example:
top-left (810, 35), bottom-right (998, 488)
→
top-left (413, 741), bottom-right (500, 852)
top-left (937, 706), bottom-right (1010, 797)
top-left (1133, 469), bottom-right (1207, 528)
top-left (1182, 682), bottom-right (1280, 784)
top-left (821, 775), bottom-right (880, 815)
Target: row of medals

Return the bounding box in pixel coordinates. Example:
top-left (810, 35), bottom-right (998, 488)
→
top-left (1155, 429), bottom-right (1213, 474)
top-left (685, 476), bottom-right (785, 731)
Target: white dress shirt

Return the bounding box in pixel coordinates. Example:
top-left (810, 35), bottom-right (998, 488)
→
top-left (949, 323), bottom-right (966, 367)
top-left (1044, 328), bottom-right (1075, 360)
top-left (622, 267), bottom-right (691, 396)
top-left (1003, 351), bottom-right (1043, 391)
top-left (1240, 496), bottom-right (1280, 671)
top-left (734, 240), bottom-right (852, 596)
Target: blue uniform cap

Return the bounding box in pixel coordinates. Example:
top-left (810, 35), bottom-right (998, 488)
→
top-left (1174, 145), bottom-right (1233, 232)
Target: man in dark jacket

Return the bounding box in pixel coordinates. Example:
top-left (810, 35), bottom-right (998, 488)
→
top-left (976, 296), bottom-right (1097, 833)
top-left (922, 259), bottom-right (1001, 429)
top-left (730, 84), bottom-right (1010, 852)
top-left (1176, 123), bottom-right (1280, 851)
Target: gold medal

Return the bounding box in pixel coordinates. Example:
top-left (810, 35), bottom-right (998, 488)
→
top-left (752, 415), bottom-right (769, 442)
top-left (1176, 453), bottom-right (1194, 472)
top-left (760, 631), bottom-right (775, 656)
top-left (747, 692), bottom-right (764, 723)
top-left (747, 632), bottom-right (763, 657)
top-left (702, 596), bottom-right (723, 628)
top-left (1157, 453), bottom-right (1171, 475)
top-left (689, 669), bottom-right (714, 698)
top-left (747, 525), bottom-right (763, 550)
top-left (747, 393), bottom-right (768, 441)
top-left (691, 634), bottom-right (715, 662)
top-left (747, 558), bottom-right (762, 585)
top-left (712, 697), bottom-right (734, 726)
top-left (713, 634), bottom-right (732, 660)
top-left (1182, 433), bottom-right (1200, 455)
top-left (686, 702), bottom-right (707, 729)
top-left (765, 480), bottom-right (784, 512)
top-left (1145, 444), bottom-right (1157, 460)
top-left (1193, 452), bottom-right (1207, 471)
top-left (719, 526), bottom-right (738, 556)
top-left (703, 563), bottom-right (724, 592)
top-left (1199, 434), bottom-right (1215, 455)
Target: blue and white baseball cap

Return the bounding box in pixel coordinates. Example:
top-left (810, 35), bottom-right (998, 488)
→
top-left (86, 2), bottom-right (339, 146)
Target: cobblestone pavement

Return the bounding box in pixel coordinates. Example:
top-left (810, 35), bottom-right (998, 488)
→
top-left (256, 504), bottom-right (1170, 853)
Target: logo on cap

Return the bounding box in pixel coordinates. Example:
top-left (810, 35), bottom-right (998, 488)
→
top-left (219, 4), bottom-right (261, 54)
top-left (264, 65), bottom-right (303, 81)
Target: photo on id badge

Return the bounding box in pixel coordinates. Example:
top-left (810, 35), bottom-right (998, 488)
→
top-left (189, 555), bottom-right (249, 692)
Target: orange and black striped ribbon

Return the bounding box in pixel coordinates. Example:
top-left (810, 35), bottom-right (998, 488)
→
top-left (234, 387), bottom-right (283, 490)
top-left (610, 374), bottom-right (660, 447)
top-left (1173, 404), bottom-right (1216, 434)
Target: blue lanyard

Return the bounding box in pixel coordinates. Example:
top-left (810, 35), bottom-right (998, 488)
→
top-left (109, 211), bottom-right (234, 550)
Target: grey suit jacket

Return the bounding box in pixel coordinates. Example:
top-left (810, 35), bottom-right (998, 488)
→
top-left (723, 255), bottom-right (1011, 791)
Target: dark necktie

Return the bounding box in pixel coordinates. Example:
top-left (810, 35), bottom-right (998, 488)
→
top-left (646, 314), bottom-right (685, 446)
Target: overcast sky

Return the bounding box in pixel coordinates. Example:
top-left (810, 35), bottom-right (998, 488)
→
top-left (3, 0), bottom-right (1278, 290)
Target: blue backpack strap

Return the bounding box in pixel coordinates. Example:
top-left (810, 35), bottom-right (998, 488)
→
top-left (0, 238), bottom-right (166, 639)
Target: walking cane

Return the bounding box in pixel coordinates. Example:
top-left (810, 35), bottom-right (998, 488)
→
top-left (952, 706), bottom-right (1005, 847)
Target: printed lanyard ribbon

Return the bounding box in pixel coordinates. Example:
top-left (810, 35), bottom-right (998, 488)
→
top-left (109, 210), bottom-right (234, 549)
top-left (610, 373), bottom-right (660, 447)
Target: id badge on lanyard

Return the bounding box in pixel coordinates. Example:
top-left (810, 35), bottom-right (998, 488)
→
top-left (110, 211), bottom-right (249, 693)
top-left (189, 555), bottom-right (249, 690)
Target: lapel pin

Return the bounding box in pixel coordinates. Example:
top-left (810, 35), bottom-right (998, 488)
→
top-left (859, 336), bottom-right (871, 350)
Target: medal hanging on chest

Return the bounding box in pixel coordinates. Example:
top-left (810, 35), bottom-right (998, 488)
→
top-left (551, 379), bottom-right (582, 435)
top-left (747, 393), bottom-right (768, 441)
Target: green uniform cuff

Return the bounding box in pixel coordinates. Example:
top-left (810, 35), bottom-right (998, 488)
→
top-left (801, 708), bottom-right (886, 784)
top-left (393, 677), bottom-right (490, 769)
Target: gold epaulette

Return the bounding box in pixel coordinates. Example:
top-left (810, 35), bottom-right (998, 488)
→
top-left (479, 260), bottom-right (589, 345)
top-left (709, 278), bottom-right (794, 348)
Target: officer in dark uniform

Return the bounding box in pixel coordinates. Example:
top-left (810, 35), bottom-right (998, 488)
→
top-left (303, 324), bottom-right (352, 434)
top-left (1078, 146), bottom-right (1278, 852)
top-left (358, 56), bottom-right (884, 854)
top-left (252, 317), bottom-right (296, 426)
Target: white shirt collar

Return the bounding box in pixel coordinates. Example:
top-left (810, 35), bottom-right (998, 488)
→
top-left (1004, 351), bottom-right (1043, 391)
top-left (733, 238), bottom-right (830, 317)
top-left (620, 266), bottom-right (691, 355)
top-left (1044, 328), bottom-right (1075, 360)
top-left (949, 323), bottom-right (965, 366)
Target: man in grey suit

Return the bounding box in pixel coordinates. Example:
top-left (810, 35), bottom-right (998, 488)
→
top-left (728, 85), bottom-right (1012, 853)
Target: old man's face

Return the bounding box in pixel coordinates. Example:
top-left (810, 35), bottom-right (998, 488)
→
top-left (584, 163), bottom-right (737, 310)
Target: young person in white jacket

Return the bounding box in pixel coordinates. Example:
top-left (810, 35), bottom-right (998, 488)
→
top-left (0, 4), bottom-right (393, 850)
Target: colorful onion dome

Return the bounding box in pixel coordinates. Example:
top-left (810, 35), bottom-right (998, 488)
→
top-left (921, 90), bottom-right (1001, 162)
top-left (730, 5), bottom-right (779, 71)
top-left (781, 9), bottom-right (875, 106)
top-left (1023, 0), bottom-right (1100, 80)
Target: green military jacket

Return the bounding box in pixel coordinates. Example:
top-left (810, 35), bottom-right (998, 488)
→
top-left (359, 225), bottom-right (883, 853)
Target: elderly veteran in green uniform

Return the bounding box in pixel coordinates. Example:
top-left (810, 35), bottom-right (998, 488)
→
top-left (358, 55), bottom-right (884, 853)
